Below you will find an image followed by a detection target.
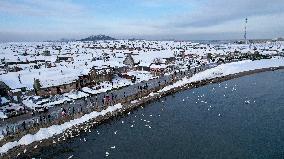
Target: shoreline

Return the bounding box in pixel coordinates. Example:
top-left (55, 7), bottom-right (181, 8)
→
top-left (1, 66), bottom-right (284, 158)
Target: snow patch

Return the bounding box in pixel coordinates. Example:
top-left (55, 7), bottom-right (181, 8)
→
top-left (159, 59), bottom-right (284, 93)
top-left (0, 103), bottom-right (123, 154)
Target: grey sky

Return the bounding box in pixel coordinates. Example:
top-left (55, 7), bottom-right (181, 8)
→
top-left (0, 0), bottom-right (283, 42)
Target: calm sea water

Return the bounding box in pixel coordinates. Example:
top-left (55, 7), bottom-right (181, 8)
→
top-left (31, 70), bottom-right (284, 159)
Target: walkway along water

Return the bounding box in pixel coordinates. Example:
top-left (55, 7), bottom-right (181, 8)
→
top-left (0, 64), bottom-right (211, 145)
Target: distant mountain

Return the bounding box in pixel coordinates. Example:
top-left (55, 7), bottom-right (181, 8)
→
top-left (59, 38), bottom-right (76, 42)
top-left (128, 38), bottom-right (144, 41)
top-left (79, 35), bottom-right (116, 41)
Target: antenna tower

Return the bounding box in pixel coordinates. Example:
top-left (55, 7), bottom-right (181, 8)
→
top-left (244, 18), bottom-right (248, 44)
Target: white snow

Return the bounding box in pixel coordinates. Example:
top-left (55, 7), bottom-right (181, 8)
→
top-left (0, 112), bottom-right (8, 119)
top-left (130, 100), bottom-right (138, 104)
top-left (81, 76), bottom-right (132, 95)
top-left (150, 64), bottom-right (167, 69)
top-left (0, 103), bottom-right (123, 154)
top-left (65, 91), bottom-right (89, 100)
top-left (0, 97), bottom-right (9, 105)
top-left (22, 95), bottom-right (72, 109)
top-left (42, 96), bottom-right (71, 108)
top-left (126, 71), bottom-right (156, 82)
top-left (188, 58), bottom-right (284, 83)
top-left (159, 58), bottom-right (284, 93)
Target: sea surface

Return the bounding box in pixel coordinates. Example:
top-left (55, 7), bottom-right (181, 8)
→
top-left (31, 70), bottom-right (284, 159)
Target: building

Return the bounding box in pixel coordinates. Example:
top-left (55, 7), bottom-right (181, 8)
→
top-left (36, 66), bottom-right (114, 97)
top-left (123, 53), bottom-right (135, 69)
top-left (150, 63), bottom-right (167, 76)
top-left (0, 81), bottom-right (9, 96)
top-left (55, 56), bottom-right (74, 63)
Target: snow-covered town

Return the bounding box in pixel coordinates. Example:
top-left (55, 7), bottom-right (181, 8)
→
top-left (1, 39), bottom-right (283, 119)
top-left (0, 37), bottom-right (284, 156)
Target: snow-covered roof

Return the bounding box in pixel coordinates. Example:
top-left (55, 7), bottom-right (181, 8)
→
top-left (150, 64), bottom-right (167, 69)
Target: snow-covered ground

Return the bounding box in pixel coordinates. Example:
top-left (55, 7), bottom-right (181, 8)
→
top-left (188, 58), bottom-right (284, 83)
top-left (65, 91), bottom-right (89, 100)
top-left (0, 103), bottom-right (123, 154)
top-left (159, 58), bottom-right (284, 93)
top-left (126, 71), bottom-right (156, 82)
top-left (0, 97), bottom-right (9, 105)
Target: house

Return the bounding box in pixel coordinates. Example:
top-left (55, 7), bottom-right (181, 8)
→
top-left (55, 56), bottom-right (74, 63)
top-left (180, 49), bottom-right (186, 58)
top-left (150, 63), bottom-right (167, 76)
top-left (163, 57), bottom-right (175, 65)
top-left (35, 66), bottom-right (114, 97)
top-left (123, 53), bottom-right (135, 68)
top-left (89, 66), bottom-right (114, 83)
top-left (118, 73), bottom-right (133, 80)
top-left (0, 81), bottom-right (9, 96)
top-left (113, 66), bottom-right (128, 74)
top-left (216, 57), bottom-right (225, 64)
top-left (42, 50), bottom-right (51, 56)
top-left (37, 81), bottom-right (78, 97)
top-left (8, 88), bottom-right (23, 102)
top-left (8, 66), bottom-right (23, 72)
top-left (136, 64), bottom-right (151, 72)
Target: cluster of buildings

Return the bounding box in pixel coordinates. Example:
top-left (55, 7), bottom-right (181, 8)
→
top-left (0, 39), bottom-right (283, 118)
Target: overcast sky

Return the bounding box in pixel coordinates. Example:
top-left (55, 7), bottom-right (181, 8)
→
top-left (0, 0), bottom-right (284, 42)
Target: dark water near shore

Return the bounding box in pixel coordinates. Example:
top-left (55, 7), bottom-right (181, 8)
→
top-left (32, 70), bottom-right (284, 159)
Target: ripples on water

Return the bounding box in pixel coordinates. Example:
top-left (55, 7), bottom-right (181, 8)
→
top-left (29, 70), bottom-right (284, 159)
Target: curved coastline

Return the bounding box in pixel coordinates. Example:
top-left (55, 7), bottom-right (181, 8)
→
top-left (1, 65), bottom-right (284, 158)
